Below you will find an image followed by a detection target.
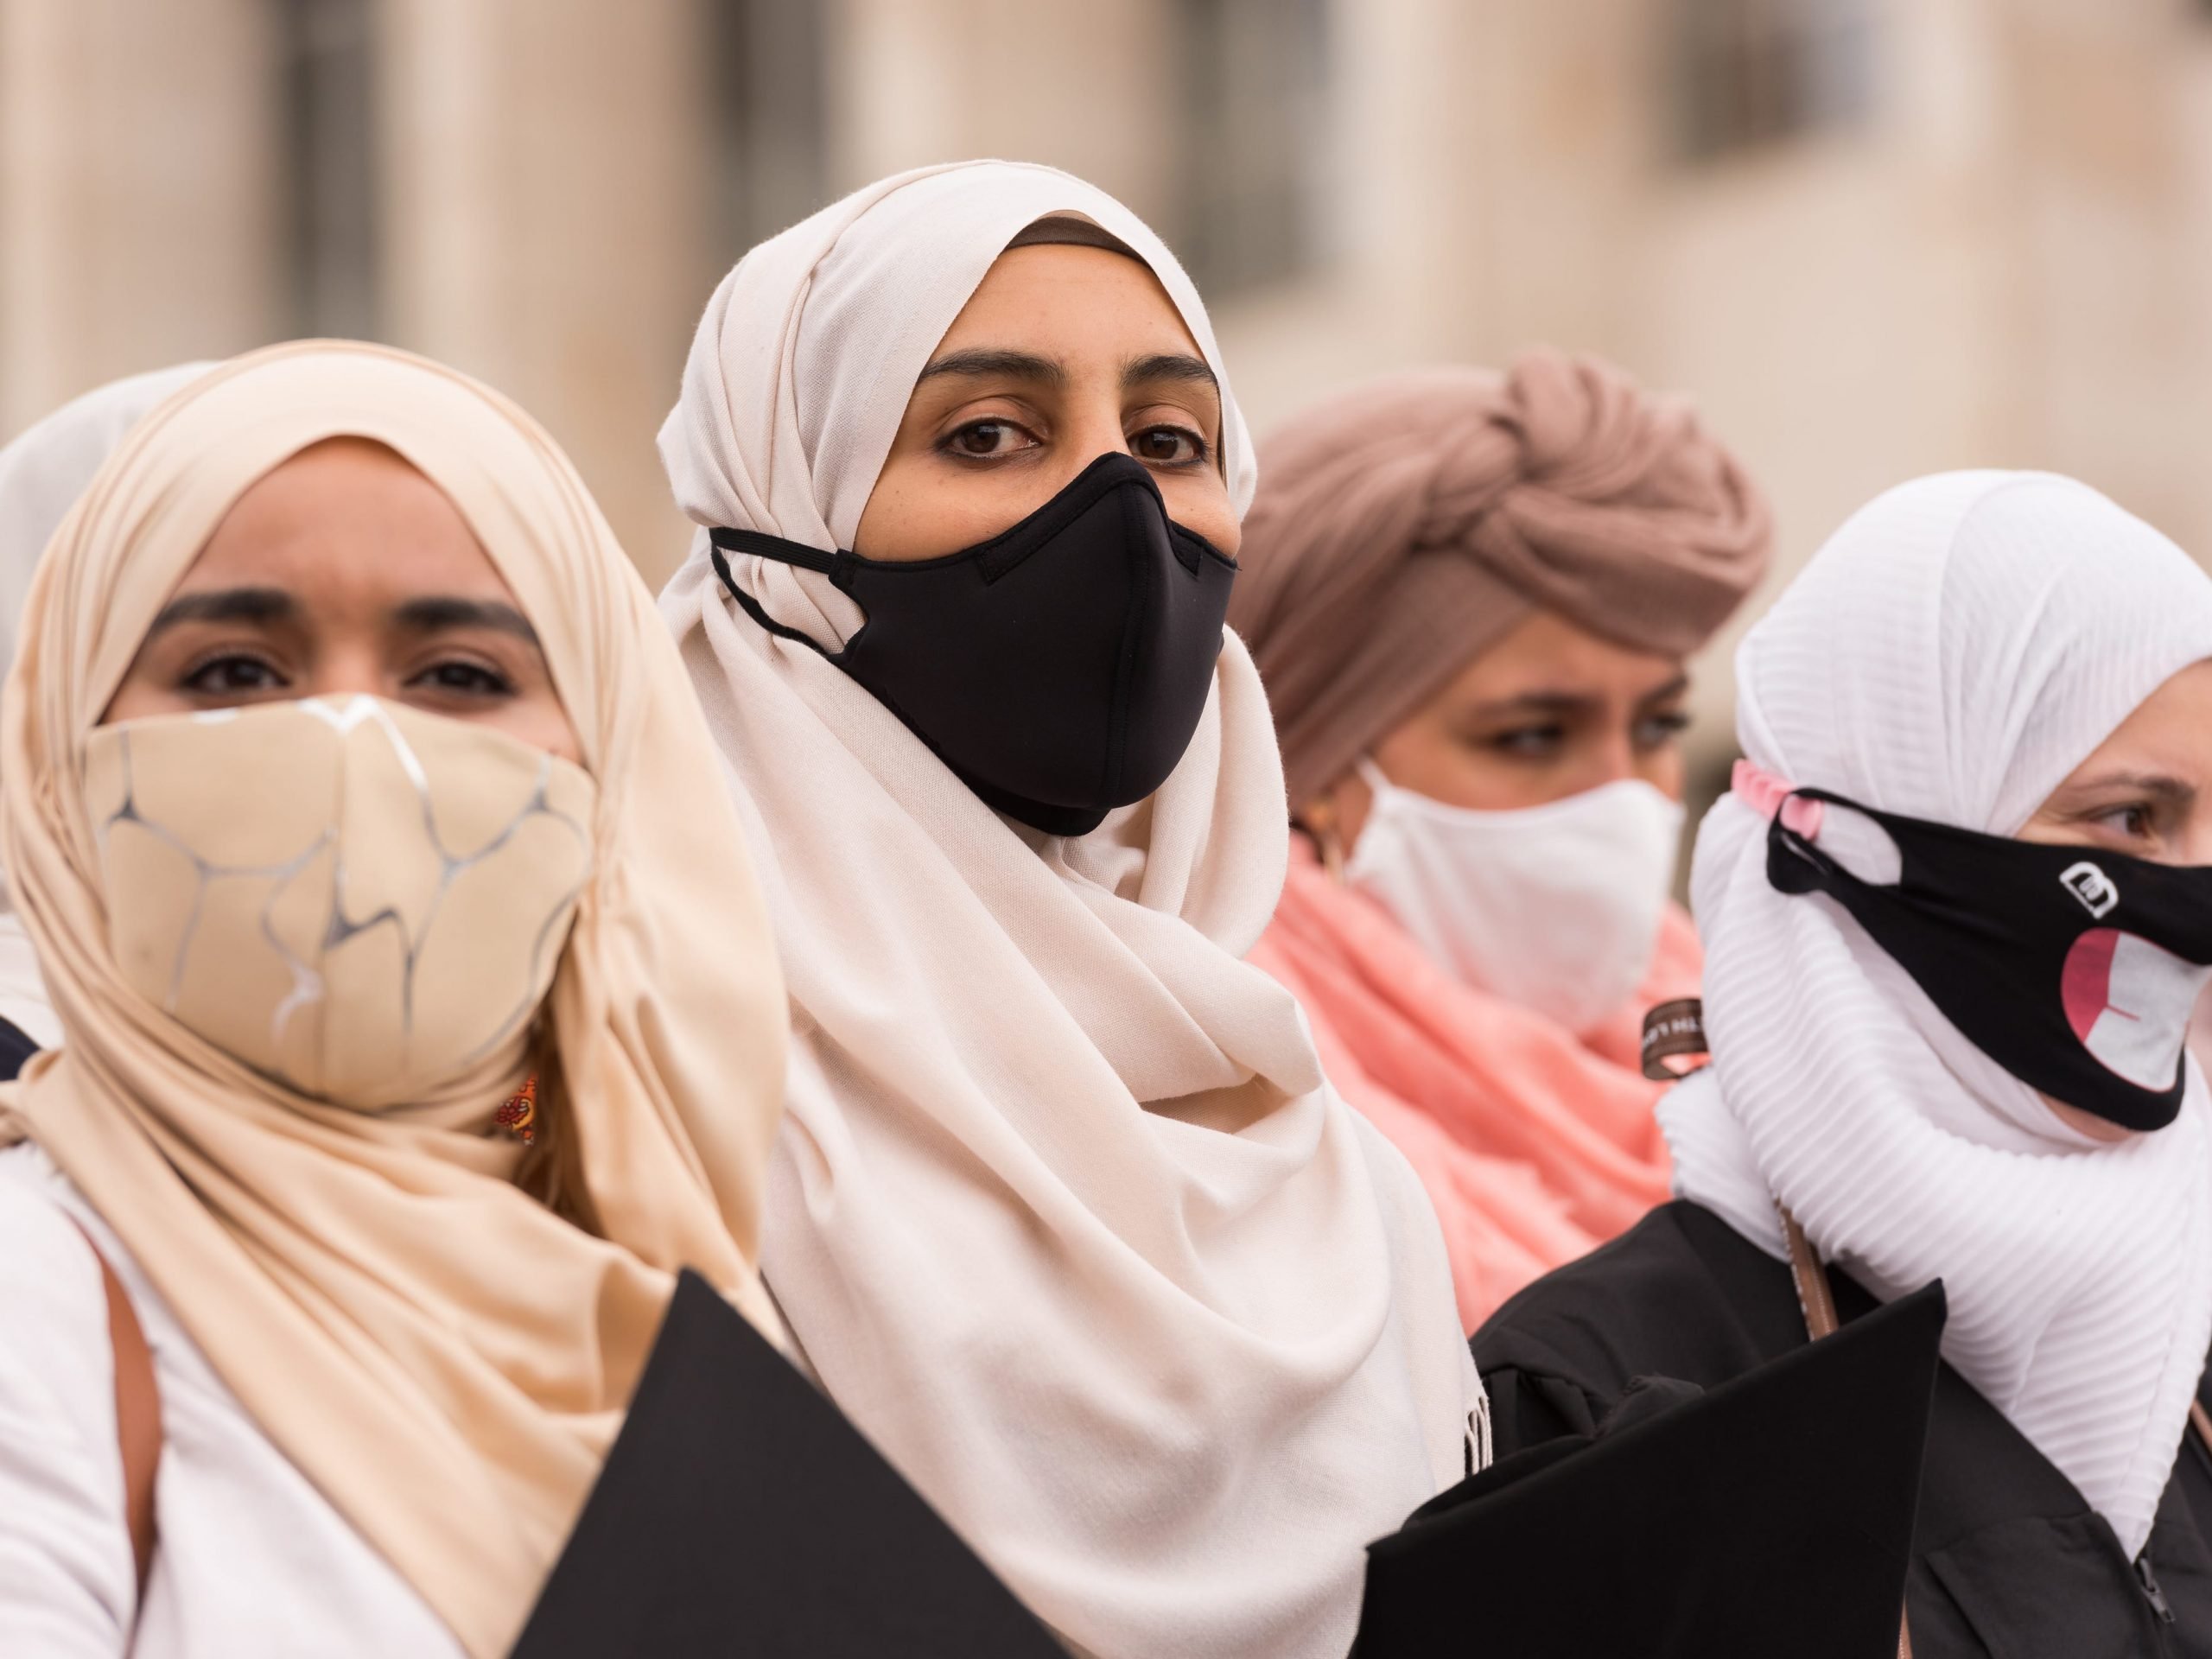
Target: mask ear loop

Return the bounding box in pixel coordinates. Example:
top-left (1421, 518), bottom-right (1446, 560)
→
top-left (1643, 764), bottom-right (1835, 1080)
top-left (1300, 758), bottom-right (1395, 883)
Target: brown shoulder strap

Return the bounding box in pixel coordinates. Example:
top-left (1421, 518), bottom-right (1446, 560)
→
top-left (67, 1218), bottom-right (161, 1598)
top-left (1779, 1207), bottom-right (1912, 1659)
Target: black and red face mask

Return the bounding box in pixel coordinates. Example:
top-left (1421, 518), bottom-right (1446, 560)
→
top-left (1769, 789), bottom-right (2212, 1133)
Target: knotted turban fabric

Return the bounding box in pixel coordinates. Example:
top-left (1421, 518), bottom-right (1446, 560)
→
top-left (1230, 349), bottom-right (1774, 808)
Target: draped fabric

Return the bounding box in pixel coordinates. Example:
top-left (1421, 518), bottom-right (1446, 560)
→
top-left (1230, 351), bottom-right (1772, 806)
top-left (660, 161), bottom-right (1478, 1659)
top-left (0, 363), bottom-right (213, 1046)
top-left (1662, 469), bottom-right (2212, 1557)
top-left (0, 342), bottom-right (788, 1658)
top-left (1250, 837), bottom-right (1698, 1329)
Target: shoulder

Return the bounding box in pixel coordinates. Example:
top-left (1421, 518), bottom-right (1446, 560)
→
top-left (1473, 1200), bottom-right (1796, 1407)
top-left (0, 1142), bottom-right (137, 1641)
top-left (0, 1143), bottom-right (117, 1452)
top-left (0, 1142), bottom-right (107, 1349)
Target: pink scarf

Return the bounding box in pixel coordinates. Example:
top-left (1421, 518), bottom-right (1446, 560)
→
top-left (1249, 837), bottom-right (1699, 1329)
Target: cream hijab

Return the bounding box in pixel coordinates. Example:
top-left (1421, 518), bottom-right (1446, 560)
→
top-left (0, 342), bottom-right (787, 1659)
top-left (1662, 472), bottom-right (2212, 1558)
top-left (661, 162), bottom-right (1477, 1659)
top-left (0, 362), bottom-right (213, 1046)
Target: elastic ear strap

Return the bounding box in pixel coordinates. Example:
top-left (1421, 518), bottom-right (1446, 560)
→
top-left (709, 543), bottom-right (842, 659)
top-left (709, 524), bottom-right (842, 578)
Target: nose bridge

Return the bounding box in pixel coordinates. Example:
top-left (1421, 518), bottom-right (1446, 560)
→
top-left (1592, 718), bottom-right (1640, 785)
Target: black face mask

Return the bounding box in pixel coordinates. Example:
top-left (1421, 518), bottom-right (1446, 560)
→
top-left (711, 453), bottom-right (1236, 836)
top-left (1768, 787), bottom-right (2212, 1132)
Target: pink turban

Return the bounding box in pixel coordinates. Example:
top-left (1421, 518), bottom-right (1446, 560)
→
top-left (1230, 349), bottom-right (1774, 808)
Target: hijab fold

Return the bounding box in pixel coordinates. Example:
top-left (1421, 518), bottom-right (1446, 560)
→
top-left (0, 342), bottom-right (787, 1659)
top-left (660, 162), bottom-right (1476, 1659)
top-left (1662, 470), bottom-right (2212, 1558)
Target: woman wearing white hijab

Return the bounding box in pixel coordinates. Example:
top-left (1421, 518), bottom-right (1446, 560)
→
top-left (660, 160), bottom-right (1479, 1659)
top-left (0, 363), bottom-right (211, 1052)
top-left (1473, 471), bottom-right (2212, 1655)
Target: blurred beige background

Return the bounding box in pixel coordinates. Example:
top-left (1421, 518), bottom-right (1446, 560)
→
top-left (6, 0), bottom-right (2212, 791)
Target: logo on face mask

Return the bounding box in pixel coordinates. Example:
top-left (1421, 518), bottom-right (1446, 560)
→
top-left (2061, 861), bottom-right (2120, 918)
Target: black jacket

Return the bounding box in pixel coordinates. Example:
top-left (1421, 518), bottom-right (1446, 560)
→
top-left (1472, 1199), bottom-right (2212, 1658)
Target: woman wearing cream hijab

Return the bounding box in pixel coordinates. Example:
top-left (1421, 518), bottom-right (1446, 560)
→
top-left (661, 160), bottom-right (1478, 1659)
top-left (0, 342), bottom-right (785, 1658)
top-left (0, 361), bottom-right (211, 1052)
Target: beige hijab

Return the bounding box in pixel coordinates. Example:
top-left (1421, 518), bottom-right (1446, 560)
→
top-left (661, 162), bottom-right (1477, 1659)
top-left (0, 342), bottom-right (786, 1659)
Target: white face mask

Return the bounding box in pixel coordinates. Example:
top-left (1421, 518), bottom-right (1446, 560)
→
top-left (1343, 760), bottom-right (1685, 1035)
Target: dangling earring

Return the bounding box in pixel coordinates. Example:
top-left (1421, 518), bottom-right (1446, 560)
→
top-left (495, 1074), bottom-right (539, 1146)
top-left (1299, 798), bottom-right (1348, 883)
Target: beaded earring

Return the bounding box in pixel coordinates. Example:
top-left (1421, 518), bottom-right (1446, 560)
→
top-left (495, 1073), bottom-right (539, 1146)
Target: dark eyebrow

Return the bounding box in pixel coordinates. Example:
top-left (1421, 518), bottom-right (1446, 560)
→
top-left (915, 349), bottom-right (1068, 388)
top-left (1122, 353), bottom-right (1217, 392)
top-left (391, 595), bottom-right (541, 647)
top-left (1635, 674), bottom-right (1692, 709)
top-left (1463, 691), bottom-right (1596, 721)
top-left (2056, 769), bottom-right (2196, 807)
top-left (142, 587), bottom-right (298, 641)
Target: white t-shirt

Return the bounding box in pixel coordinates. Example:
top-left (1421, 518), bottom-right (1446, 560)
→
top-left (0, 1141), bottom-right (463, 1657)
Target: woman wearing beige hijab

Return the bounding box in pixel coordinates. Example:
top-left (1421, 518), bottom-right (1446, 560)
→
top-left (0, 341), bottom-right (785, 1658)
top-left (660, 160), bottom-right (1478, 1659)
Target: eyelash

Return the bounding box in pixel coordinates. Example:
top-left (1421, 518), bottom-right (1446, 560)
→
top-left (2095, 802), bottom-right (2158, 840)
top-left (175, 649), bottom-right (517, 701)
top-left (1481, 711), bottom-right (1689, 760)
top-left (936, 418), bottom-right (1212, 469)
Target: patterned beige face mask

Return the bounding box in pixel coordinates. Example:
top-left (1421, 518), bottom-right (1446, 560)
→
top-left (85, 696), bottom-right (595, 1109)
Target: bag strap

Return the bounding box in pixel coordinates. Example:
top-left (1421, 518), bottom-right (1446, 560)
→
top-left (1780, 1206), bottom-right (1913, 1659)
top-left (67, 1217), bottom-right (161, 1599)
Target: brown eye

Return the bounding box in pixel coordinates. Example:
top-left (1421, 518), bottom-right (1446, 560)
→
top-left (182, 654), bottom-right (288, 696)
top-left (943, 419), bottom-right (1038, 461)
top-left (1131, 425), bottom-right (1204, 466)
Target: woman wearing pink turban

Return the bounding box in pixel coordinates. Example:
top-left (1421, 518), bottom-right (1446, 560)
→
top-left (1232, 349), bottom-right (1773, 1329)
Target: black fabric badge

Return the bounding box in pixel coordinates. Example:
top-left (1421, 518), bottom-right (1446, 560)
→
top-left (1768, 788), bottom-right (2212, 1132)
top-left (509, 1270), bottom-right (1064, 1658)
top-left (711, 452), bottom-right (1236, 836)
top-left (1356, 1281), bottom-right (1945, 1657)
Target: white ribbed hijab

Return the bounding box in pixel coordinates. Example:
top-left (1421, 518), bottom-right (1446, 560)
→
top-left (659, 162), bottom-right (1477, 1659)
top-left (1662, 470), bottom-right (2212, 1557)
top-left (0, 363), bottom-right (213, 1046)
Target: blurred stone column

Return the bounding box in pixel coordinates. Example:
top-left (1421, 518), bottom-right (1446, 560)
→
top-left (827, 0), bottom-right (1179, 228)
top-left (379, 0), bottom-right (717, 582)
top-left (0, 0), bottom-right (282, 436)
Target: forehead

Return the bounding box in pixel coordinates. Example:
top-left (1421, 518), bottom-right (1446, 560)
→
top-left (933, 244), bottom-right (1205, 364)
top-left (1444, 609), bottom-right (1685, 701)
top-left (176, 437), bottom-right (513, 603)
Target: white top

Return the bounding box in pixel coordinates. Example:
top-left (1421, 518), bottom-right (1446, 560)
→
top-left (0, 1142), bottom-right (461, 1658)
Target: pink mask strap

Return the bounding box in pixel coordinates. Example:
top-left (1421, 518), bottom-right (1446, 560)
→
top-left (1732, 759), bottom-right (1825, 839)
